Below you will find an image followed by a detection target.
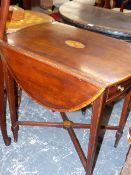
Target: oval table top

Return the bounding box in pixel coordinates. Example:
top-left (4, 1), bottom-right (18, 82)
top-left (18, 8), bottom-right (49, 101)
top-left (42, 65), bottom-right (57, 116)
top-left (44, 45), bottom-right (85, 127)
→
top-left (2, 22), bottom-right (131, 111)
top-left (59, 1), bottom-right (131, 38)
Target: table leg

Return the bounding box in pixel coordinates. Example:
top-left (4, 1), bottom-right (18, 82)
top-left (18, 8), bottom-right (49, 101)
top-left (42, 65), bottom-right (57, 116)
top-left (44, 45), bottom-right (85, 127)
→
top-left (14, 83), bottom-right (22, 111)
top-left (86, 92), bottom-right (107, 175)
top-left (0, 58), bottom-right (11, 146)
top-left (3, 61), bottom-right (19, 142)
top-left (93, 103), bottom-right (114, 169)
top-left (114, 91), bottom-right (131, 147)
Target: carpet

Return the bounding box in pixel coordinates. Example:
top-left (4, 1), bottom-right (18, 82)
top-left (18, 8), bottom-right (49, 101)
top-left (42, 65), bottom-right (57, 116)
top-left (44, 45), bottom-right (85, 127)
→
top-left (0, 92), bottom-right (130, 175)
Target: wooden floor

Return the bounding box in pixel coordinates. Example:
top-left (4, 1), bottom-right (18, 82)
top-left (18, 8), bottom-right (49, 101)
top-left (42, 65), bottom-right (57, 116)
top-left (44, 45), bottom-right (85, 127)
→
top-left (121, 147), bottom-right (131, 175)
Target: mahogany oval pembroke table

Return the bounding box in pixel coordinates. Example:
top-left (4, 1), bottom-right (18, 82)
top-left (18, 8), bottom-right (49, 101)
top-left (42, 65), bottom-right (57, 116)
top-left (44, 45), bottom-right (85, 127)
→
top-left (0, 0), bottom-right (131, 174)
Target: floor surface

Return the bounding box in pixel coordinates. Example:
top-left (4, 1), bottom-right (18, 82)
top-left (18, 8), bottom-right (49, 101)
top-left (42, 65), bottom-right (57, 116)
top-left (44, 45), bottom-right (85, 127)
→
top-left (0, 92), bottom-right (131, 175)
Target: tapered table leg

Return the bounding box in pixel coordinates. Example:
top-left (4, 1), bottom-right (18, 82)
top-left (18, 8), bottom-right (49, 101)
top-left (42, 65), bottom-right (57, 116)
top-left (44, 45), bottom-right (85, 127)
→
top-left (93, 103), bottom-right (114, 170)
top-left (86, 92), bottom-right (107, 175)
top-left (14, 83), bottom-right (22, 111)
top-left (0, 58), bottom-right (11, 146)
top-left (114, 91), bottom-right (131, 147)
top-left (3, 60), bottom-right (19, 142)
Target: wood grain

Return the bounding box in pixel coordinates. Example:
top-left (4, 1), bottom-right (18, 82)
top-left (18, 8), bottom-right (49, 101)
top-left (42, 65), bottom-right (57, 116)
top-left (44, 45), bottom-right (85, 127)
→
top-left (0, 0), bottom-right (131, 174)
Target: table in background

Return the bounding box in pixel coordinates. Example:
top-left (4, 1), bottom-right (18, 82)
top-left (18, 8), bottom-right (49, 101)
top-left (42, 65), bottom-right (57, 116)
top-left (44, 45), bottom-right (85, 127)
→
top-left (59, 1), bottom-right (131, 41)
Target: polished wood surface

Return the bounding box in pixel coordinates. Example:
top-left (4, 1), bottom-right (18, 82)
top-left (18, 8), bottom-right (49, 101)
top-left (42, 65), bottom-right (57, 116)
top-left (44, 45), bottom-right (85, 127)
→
top-left (59, 1), bottom-right (131, 38)
top-left (5, 23), bottom-right (131, 86)
top-left (1, 22), bottom-right (131, 111)
top-left (0, 0), bottom-right (131, 174)
top-left (1, 42), bottom-right (100, 111)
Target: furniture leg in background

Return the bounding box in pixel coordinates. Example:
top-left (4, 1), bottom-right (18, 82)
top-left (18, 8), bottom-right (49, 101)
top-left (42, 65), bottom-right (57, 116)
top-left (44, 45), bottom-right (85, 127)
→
top-left (21, 0), bottom-right (31, 9)
top-left (40, 0), bottom-right (53, 9)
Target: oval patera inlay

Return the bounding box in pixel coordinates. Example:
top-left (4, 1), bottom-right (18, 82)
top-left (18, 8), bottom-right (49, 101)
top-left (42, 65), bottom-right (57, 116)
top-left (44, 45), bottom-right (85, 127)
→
top-left (65, 40), bottom-right (85, 49)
